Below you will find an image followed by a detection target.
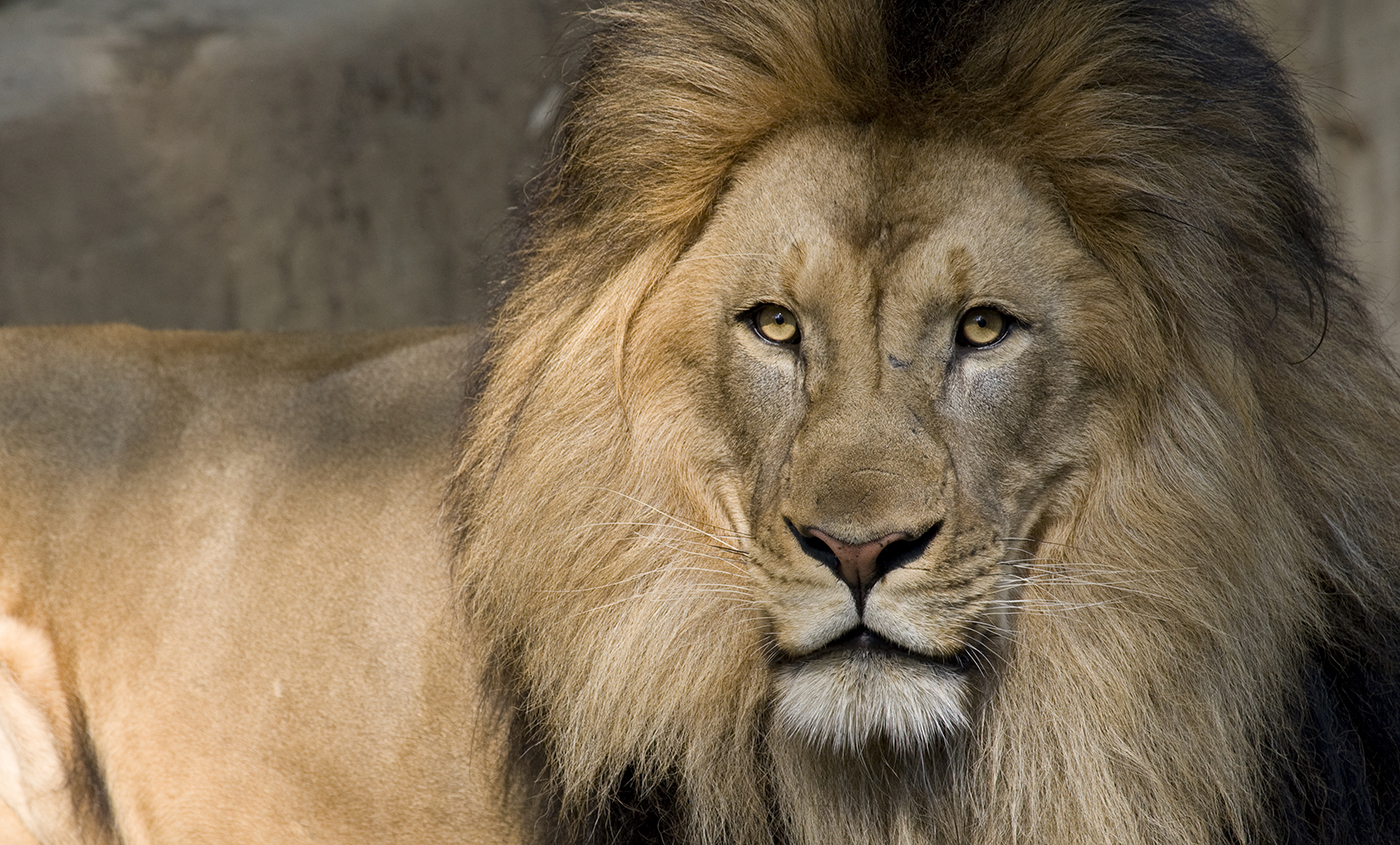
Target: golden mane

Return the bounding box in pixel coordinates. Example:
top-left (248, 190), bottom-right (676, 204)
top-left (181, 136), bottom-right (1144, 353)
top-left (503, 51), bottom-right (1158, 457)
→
top-left (450, 1), bottom-right (1400, 843)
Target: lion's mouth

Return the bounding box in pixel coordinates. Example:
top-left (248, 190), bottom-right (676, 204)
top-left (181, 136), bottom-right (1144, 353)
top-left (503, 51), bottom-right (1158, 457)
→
top-left (801, 626), bottom-right (973, 673)
top-left (771, 625), bottom-right (977, 746)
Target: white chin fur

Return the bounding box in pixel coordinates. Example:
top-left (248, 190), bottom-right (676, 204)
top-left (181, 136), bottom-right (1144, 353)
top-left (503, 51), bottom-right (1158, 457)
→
top-left (772, 652), bottom-right (970, 752)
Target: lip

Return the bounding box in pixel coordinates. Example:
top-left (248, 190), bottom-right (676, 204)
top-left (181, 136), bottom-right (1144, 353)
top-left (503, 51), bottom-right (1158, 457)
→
top-left (800, 625), bottom-right (973, 672)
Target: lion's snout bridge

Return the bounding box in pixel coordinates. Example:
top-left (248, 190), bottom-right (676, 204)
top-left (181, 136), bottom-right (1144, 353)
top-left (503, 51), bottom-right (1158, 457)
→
top-left (794, 522), bottom-right (941, 611)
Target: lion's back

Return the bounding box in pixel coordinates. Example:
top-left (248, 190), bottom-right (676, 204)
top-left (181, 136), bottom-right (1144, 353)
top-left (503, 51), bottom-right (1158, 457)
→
top-left (0, 324), bottom-right (517, 844)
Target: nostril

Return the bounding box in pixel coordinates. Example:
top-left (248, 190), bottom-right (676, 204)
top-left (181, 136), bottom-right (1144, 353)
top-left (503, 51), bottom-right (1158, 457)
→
top-left (788, 520), bottom-right (941, 611)
top-left (792, 523), bottom-right (940, 573)
top-left (878, 522), bottom-right (940, 572)
top-left (791, 523), bottom-right (840, 568)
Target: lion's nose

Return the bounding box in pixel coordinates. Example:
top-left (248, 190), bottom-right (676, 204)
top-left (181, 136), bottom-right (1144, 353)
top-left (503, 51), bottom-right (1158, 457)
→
top-left (799, 525), bottom-right (939, 612)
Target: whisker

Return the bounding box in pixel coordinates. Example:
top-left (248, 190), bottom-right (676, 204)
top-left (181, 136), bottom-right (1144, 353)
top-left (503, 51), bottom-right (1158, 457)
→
top-left (644, 543), bottom-right (749, 572)
top-left (1000, 573), bottom-right (1171, 600)
top-left (670, 251), bottom-right (774, 266)
top-left (1010, 562), bottom-right (1198, 580)
top-left (566, 591), bottom-right (754, 621)
top-left (997, 536), bottom-right (1097, 554)
top-left (544, 564), bottom-right (753, 595)
top-left (992, 597), bottom-right (1131, 612)
top-left (577, 521), bottom-right (749, 555)
top-left (589, 488), bottom-right (753, 547)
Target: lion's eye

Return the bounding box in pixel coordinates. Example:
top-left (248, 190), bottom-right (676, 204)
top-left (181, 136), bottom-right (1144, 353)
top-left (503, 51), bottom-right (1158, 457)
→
top-left (956, 307), bottom-right (1012, 348)
top-left (750, 304), bottom-right (801, 345)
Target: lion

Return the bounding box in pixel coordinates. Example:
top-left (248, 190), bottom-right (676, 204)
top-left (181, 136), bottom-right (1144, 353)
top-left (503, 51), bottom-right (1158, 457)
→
top-left (1, 0), bottom-right (1399, 843)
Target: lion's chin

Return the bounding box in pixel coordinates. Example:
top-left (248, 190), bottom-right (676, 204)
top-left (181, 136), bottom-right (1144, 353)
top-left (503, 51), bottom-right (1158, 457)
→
top-left (772, 630), bottom-right (972, 752)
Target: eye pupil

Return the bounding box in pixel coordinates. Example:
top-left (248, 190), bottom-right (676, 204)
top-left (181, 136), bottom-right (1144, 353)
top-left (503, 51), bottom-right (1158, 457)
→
top-left (750, 304), bottom-right (800, 344)
top-left (958, 307), bottom-right (1011, 348)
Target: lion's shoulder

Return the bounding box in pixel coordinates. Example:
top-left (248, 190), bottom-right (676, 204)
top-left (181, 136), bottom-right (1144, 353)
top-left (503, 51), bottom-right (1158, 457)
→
top-left (0, 322), bottom-right (512, 843)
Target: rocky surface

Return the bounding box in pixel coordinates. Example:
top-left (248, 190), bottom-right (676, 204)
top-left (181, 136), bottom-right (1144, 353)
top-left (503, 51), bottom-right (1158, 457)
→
top-left (0, 0), bottom-right (1396, 340)
top-left (0, 0), bottom-right (568, 329)
top-left (1259, 0), bottom-right (1400, 349)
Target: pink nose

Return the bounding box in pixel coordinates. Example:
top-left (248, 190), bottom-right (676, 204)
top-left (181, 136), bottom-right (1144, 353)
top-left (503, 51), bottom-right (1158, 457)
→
top-left (806, 528), bottom-right (911, 597)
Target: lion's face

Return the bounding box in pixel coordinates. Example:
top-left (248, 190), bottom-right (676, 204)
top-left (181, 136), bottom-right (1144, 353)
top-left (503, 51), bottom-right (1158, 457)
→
top-left (640, 126), bottom-right (1144, 751)
top-left (452, 1), bottom-right (1399, 840)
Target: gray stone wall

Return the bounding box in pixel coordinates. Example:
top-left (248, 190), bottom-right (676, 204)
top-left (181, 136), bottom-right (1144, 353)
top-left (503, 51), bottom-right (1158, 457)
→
top-left (1, 0), bottom-right (1397, 340)
top-left (1257, 0), bottom-right (1400, 350)
top-left (0, 0), bottom-right (568, 330)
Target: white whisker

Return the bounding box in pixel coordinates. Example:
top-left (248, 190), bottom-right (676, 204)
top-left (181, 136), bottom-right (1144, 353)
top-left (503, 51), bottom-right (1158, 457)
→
top-left (591, 487), bottom-right (751, 546)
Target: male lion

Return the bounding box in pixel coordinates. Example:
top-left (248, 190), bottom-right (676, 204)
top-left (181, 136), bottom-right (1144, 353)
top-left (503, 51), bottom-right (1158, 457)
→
top-left (2, 0), bottom-right (1398, 843)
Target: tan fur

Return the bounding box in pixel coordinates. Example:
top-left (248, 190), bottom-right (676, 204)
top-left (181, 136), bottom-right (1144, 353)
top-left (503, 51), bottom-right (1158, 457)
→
top-left (0, 618), bottom-right (84, 844)
top-left (452, 1), bottom-right (1400, 844)
top-left (0, 325), bottom-right (523, 843)
top-left (2, 2), bottom-right (1398, 844)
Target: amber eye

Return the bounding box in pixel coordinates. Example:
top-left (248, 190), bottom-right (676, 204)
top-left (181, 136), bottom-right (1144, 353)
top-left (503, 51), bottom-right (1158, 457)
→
top-left (750, 303), bottom-right (801, 345)
top-left (956, 307), bottom-right (1012, 348)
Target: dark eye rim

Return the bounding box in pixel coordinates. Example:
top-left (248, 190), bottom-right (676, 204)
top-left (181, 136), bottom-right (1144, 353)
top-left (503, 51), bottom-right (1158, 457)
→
top-left (955, 306), bottom-right (1017, 349)
top-left (742, 302), bottom-right (802, 346)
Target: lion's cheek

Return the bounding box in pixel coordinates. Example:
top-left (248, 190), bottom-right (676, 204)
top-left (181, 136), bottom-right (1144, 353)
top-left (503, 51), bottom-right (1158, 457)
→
top-left (941, 411), bottom-right (1088, 532)
top-left (862, 570), bottom-right (998, 658)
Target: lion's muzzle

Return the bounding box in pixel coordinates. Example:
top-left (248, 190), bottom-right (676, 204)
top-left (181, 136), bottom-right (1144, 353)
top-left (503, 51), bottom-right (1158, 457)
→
top-left (796, 522), bottom-right (941, 613)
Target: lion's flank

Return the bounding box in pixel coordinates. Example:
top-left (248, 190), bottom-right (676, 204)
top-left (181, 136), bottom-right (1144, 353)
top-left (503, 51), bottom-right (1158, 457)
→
top-left (450, 1), bottom-right (1400, 844)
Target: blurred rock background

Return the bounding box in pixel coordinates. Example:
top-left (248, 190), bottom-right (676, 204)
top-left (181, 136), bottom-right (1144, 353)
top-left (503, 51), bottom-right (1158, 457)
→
top-left (0, 0), bottom-right (570, 330)
top-left (1257, 0), bottom-right (1400, 350)
top-left (0, 0), bottom-right (1397, 344)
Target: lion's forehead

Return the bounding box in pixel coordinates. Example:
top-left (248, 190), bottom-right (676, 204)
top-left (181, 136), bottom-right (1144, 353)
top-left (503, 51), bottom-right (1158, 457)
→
top-left (705, 126), bottom-right (1081, 338)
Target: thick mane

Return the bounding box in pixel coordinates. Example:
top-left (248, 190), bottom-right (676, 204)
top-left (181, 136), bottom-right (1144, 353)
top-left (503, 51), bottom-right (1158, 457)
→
top-left (451, 1), bottom-right (1400, 843)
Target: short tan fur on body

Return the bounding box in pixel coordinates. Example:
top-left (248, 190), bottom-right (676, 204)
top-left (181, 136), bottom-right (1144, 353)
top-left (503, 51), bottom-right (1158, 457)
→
top-left (0, 327), bottom-right (520, 843)
top-left (4, 0), bottom-right (1400, 843)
